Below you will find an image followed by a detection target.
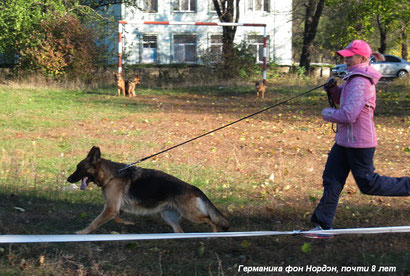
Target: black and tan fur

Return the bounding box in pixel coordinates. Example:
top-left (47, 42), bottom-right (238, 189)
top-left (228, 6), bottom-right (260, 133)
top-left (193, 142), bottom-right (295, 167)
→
top-left (125, 75), bottom-right (140, 97)
top-left (113, 72), bottom-right (126, 96)
top-left (67, 147), bottom-right (229, 234)
top-left (255, 81), bottom-right (266, 98)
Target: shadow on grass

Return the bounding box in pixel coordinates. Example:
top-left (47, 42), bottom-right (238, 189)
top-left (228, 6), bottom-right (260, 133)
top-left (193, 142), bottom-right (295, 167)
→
top-left (0, 192), bottom-right (409, 275)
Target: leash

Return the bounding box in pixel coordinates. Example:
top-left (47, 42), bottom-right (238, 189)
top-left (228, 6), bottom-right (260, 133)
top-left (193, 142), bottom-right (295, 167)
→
top-left (120, 84), bottom-right (325, 171)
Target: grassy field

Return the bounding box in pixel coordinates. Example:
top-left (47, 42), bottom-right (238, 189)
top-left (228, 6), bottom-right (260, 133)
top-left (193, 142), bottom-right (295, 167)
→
top-left (0, 78), bottom-right (409, 275)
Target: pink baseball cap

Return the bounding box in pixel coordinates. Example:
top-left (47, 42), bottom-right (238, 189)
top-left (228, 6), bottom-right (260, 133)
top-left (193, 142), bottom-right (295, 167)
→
top-left (337, 40), bottom-right (372, 58)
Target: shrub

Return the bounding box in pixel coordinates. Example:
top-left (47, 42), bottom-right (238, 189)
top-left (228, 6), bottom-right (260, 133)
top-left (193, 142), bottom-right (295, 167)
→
top-left (201, 40), bottom-right (259, 80)
top-left (18, 14), bottom-right (106, 80)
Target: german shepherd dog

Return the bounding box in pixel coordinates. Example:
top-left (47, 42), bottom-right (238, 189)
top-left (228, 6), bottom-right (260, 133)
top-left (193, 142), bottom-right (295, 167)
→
top-left (67, 147), bottom-right (229, 234)
top-left (255, 81), bottom-right (266, 98)
top-left (125, 75), bottom-right (140, 97)
top-left (113, 72), bottom-right (126, 96)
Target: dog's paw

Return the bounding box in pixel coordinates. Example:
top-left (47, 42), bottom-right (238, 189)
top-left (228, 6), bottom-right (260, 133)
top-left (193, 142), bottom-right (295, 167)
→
top-left (75, 229), bottom-right (90, 235)
top-left (121, 221), bottom-right (135, 225)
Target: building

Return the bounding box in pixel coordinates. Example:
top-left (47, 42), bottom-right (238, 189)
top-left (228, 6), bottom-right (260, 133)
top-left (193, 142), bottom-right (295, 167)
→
top-left (113, 0), bottom-right (292, 66)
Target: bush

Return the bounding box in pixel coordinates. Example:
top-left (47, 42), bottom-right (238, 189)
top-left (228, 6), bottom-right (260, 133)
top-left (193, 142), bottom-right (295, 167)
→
top-left (18, 14), bottom-right (106, 80)
top-left (201, 41), bottom-right (259, 80)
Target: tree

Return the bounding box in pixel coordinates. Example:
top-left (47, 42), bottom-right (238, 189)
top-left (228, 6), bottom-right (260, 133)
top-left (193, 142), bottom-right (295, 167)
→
top-left (366, 0), bottom-right (402, 54)
top-left (320, 0), bottom-right (409, 59)
top-left (0, 0), bottom-right (66, 56)
top-left (211, 0), bottom-right (240, 77)
top-left (391, 0), bottom-right (409, 60)
top-left (0, 0), bottom-right (110, 55)
top-left (312, 0), bottom-right (376, 64)
top-left (299, 0), bottom-right (325, 72)
top-left (20, 14), bottom-right (106, 78)
top-left (344, 0), bottom-right (409, 57)
top-left (0, 0), bottom-right (110, 77)
top-left (400, 27), bottom-right (408, 60)
top-left (79, 0), bottom-right (140, 9)
top-left (299, 0), bottom-right (409, 65)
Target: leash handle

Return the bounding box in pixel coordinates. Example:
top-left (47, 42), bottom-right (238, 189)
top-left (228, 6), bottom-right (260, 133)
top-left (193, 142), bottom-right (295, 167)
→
top-left (120, 84), bottom-right (325, 171)
top-left (324, 82), bottom-right (338, 133)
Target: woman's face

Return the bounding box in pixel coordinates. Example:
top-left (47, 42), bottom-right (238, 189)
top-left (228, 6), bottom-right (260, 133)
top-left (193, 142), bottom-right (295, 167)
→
top-left (344, 55), bottom-right (366, 67)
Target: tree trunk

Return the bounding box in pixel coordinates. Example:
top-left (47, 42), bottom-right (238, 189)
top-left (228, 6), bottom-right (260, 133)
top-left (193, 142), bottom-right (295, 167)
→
top-left (213, 0), bottom-right (239, 78)
top-left (377, 15), bottom-right (387, 54)
top-left (299, 0), bottom-right (325, 73)
top-left (401, 28), bottom-right (408, 60)
top-left (222, 26), bottom-right (236, 77)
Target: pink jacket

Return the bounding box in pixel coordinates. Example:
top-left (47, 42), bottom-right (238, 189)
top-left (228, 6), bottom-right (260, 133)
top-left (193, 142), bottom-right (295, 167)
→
top-left (322, 62), bottom-right (382, 148)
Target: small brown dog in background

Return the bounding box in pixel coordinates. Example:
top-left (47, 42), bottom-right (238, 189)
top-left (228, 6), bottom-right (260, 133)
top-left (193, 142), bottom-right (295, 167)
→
top-left (255, 81), bottom-right (266, 98)
top-left (125, 75), bottom-right (140, 97)
top-left (113, 72), bottom-right (126, 96)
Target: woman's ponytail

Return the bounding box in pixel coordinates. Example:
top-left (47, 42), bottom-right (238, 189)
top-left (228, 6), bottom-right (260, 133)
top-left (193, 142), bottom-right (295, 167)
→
top-left (372, 52), bottom-right (385, 61)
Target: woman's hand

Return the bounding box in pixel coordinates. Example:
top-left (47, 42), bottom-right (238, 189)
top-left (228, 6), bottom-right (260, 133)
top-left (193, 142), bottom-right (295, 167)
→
top-left (324, 77), bottom-right (337, 90)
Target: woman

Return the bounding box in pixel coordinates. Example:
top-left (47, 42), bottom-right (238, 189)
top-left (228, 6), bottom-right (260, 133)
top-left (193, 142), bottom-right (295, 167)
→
top-left (303, 40), bottom-right (410, 239)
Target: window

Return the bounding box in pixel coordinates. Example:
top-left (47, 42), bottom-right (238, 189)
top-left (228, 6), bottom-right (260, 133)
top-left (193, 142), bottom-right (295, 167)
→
top-left (247, 0), bottom-right (270, 12)
top-left (371, 55), bottom-right (401, 64)
top-left (142, 35), bottom-right (158, 63)
top-left (173, 0), bottom-right (196, 12)
top-left (248, 35), bottom-right (269, 63)
top-left (209, 0), bottom-right (216, 12)
top-left (174, 35), bottom-right (197, 63)
top-left (209, 35), bottom-right (223, 62)
top-left (142, 0), bottom-right (158, 13)
top-left (384, 55), bottom-right (401, 63)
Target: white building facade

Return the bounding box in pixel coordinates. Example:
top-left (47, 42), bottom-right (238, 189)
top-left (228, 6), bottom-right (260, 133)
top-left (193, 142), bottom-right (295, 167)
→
top-left (115, 0), bottom-right (292, 65)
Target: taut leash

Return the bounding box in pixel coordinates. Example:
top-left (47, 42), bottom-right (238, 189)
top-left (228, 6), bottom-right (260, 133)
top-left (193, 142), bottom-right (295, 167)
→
top-left (120, 84), bottom-right (325, 171)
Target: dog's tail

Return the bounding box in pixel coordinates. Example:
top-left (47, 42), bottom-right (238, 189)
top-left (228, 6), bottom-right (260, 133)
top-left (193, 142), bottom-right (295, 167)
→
top-left (207, 201), bottom-right (230, 231)
top-left (196, 191), bottom-right (230, 231)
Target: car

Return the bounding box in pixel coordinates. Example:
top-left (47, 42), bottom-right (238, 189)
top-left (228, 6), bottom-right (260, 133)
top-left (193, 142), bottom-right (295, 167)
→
top-left (331, 54), bottom-right (410, 79)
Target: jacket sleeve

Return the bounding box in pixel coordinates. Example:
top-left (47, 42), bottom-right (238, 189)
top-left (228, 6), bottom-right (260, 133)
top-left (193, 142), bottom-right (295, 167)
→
top-left (322, 77), bottom-right (370, 124)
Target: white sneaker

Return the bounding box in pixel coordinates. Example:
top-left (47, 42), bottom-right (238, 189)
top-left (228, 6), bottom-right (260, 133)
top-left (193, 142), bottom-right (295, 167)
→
top-left (301, 225), bottom-right (334, 239)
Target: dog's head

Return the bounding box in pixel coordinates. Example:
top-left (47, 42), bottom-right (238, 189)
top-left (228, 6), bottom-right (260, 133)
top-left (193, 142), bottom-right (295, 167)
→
top-left (255, 81), bottom-right (260, 89)
top-left (113, 72), bottom-right (122, 82)
top-left (67, 146), bottom-right (101, 190)
top-left (133, 75), bottom-right (140, 85)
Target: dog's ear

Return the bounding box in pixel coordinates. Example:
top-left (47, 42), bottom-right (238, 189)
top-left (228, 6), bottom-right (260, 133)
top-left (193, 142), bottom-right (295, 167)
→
top-left (87, 146), bottom-right (101, 164)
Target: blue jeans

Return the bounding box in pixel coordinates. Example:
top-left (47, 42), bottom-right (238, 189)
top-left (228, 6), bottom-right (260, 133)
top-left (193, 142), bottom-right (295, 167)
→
top-left (311, 143), bottom-right (410, 229)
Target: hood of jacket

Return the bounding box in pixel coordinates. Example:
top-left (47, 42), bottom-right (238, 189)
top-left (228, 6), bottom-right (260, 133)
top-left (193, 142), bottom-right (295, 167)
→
top-left (343, 62), bottom-right (382, 85)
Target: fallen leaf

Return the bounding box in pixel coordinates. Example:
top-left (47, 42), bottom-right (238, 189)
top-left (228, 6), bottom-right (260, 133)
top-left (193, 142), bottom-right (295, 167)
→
top-left (301, 242), bottom-right (312, 253)
top-left (39, 255), bottom-right (45, 265)
top-left (198, 242), bottom-right (205, 257)
top-left (241, 240), bottom-right (251, 248)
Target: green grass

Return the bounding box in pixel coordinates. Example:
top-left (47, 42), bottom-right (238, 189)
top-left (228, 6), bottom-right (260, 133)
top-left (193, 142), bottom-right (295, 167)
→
top-left (0, 84), bottom-right (245, 202)
top-left (0, 87), bottom-right (152, 128)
